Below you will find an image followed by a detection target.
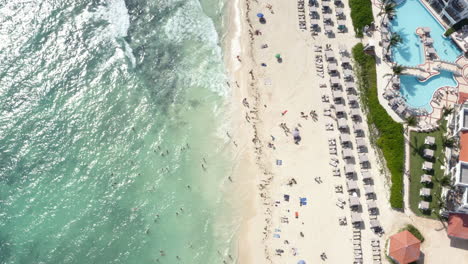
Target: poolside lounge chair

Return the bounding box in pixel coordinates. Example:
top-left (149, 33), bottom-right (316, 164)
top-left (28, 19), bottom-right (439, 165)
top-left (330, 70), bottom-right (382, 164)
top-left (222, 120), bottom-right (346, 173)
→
top-left (425, 37), bottom-right (434, 46)
top-left (422, 27), bottom-right (431, 35)
top-left (395, 104), bottom-right (406, 115)
top-left (358, 154), bottom-right (369, 168)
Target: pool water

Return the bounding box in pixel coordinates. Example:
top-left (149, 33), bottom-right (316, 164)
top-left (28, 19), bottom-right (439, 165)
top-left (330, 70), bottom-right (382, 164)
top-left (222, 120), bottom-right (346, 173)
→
top-left (390, 0), bottom-right (462, 66)
top-left (399, 70), bottom-right (458, 111)
top-left (390, 0), bottom-right (462, 111)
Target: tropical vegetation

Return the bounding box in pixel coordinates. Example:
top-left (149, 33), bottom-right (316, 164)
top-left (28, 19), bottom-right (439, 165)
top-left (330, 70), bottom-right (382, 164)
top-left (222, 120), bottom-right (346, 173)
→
top-left (408, 119), bottom-right (447, 218)
top-left (444, 18), bottom-right (468, 36)
top-left (349, 0), bottom-right (374, 38)
top-left (352, 43), bottom-right (405, 209)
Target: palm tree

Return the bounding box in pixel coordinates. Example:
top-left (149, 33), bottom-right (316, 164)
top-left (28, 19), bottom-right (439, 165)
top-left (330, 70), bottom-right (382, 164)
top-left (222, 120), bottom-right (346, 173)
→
top-left (391, 64), bottom-right (405, 76)
top-left (378, 1), bottom-right (397, 25)
top-left (442, 136), bottom-right (455, 148)
top-left (387, 32), bottom-right (403, 53)
top-left (439, 175), bottom-right (452, 188)
top-left (442, 106), bottom-right (454, 117)
top-left (404, 115), bottom-right (417, 134)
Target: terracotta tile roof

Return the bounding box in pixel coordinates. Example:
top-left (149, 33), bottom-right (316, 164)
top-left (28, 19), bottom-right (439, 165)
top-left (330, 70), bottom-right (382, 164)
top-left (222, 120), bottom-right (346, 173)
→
top-left (459, 131), bottom-right (468, 163)
top-left (459, 92), bottom-right (468, 104)
top-left (448, 213), bottom-right (468, 240)
top-left (389, 230), bottom-right (421, 264)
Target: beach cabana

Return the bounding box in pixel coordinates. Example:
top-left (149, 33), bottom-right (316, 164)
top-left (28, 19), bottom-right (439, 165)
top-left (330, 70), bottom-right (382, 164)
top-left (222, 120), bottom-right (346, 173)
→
top-left (364, 184), bottom-right (374, 195)
top-left (353, 122), bottom-right (364, 133)
top-left (310, 6), bottom-right (318, 13)
top-left (344, 164), bottom-right (355, 176)
top-left (324, 24), bottom-right (333, 34)
top-left (421, 174), bottom-right (432, 184)
top-left (350, 109), bottom-right (360, 119)
top-left (340, 133), bottom-right (351, 144)
top-left (370, 219), bottom-right (381, 230)
top-left (332, 90), bottom-right (344, 100)
top-left (356, 138), bottom-right (367, 151)
top-left (424, 136), bottom-right (435, 146)
top-left (346, 179), bottom-right (358, 191)
top-left (419, 201), bottom-right (430, 211)
top-left (359, 154), bottom-right (370, 168)
top-left (344, 81), bottom-right (355, 90)
top-left (325, 50), bottom-right (335, 61)
top-left (419, 188), bottom-right (431, 197)
top-left (330, 76), bottom-right (341, 87)
top-left (362, 171), bottom-right (372, 181)
top-left (342, 148), bottom-right (354, 159)
top-left (310, 18), bottom-right (319, 25)
top-left (341, 56), bottom-right (350, 65)
top-left (335, 104), bottom-right (345, 115)
top-left (335, 8), bottom-right (344, 15)
top-left (349, 196), bottom-right (360, 208)
top-left (343, 69), bottom-right (353, 79)
top-left (337, 118), bottom-right (348, 130)
top-left (347, 94), bottom-right (358, 104)
top-left (423, 149), bottom-right (434, 159)
top-left (367, 199), bottom-right (377, 210)
top-left (388, 230), bottom-right (421, 264)
top-left (328, 62), bottom-right (338, 73)
top-left (422, 161), bottom-right (433, 171)
top-left (351, 212), bottom-right (362, 224)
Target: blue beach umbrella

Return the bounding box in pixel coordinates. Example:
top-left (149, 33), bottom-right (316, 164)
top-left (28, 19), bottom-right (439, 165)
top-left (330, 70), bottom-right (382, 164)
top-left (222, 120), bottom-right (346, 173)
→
top-left (257, 13), bottom-right (264, 18)
top-left (297, 260), bottom-right (306, 264)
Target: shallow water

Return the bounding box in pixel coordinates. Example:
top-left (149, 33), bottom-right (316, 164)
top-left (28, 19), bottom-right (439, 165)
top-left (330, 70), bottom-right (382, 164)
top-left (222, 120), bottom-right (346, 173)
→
top-left (0, 0), bottom-right (237, 263)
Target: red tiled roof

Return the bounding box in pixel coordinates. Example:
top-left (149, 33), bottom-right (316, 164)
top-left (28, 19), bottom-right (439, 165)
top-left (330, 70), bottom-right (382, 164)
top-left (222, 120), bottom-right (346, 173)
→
top-left (459, 131), bottom-right (468, 163)
top-left (448, 213), bottom-right (468, 240)
top-left (458, 92), bottom-right (468, 104)
top-left (389, 230), bottom-right (421, 264)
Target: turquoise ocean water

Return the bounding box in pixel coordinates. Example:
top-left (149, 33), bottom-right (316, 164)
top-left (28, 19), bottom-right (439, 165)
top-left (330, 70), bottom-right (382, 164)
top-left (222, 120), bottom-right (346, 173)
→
top-left (0, 0), bottom-right (238, 263)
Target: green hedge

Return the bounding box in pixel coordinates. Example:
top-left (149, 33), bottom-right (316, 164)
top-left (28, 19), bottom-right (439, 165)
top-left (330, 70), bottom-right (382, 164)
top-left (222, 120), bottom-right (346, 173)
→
top-left (352, 43), bottom-right (404, 209)
top-left (349, 0), bottom-right (374, 38)
top-left (444, 18), bottom-right (468, 36)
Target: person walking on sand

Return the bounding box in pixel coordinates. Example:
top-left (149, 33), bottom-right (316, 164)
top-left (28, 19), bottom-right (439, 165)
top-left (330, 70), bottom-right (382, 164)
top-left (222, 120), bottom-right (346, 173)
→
top-left (236, 55), bottom-right (241, 62)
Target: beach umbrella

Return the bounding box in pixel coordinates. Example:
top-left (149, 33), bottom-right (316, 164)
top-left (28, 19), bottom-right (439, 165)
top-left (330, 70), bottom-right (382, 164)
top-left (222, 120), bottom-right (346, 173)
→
top-left (297, 261), bottom-right (306, 264)
top-left (257, 13), bottom-right (264, 18)
top-left (275, 54), bottom-right (281, 59)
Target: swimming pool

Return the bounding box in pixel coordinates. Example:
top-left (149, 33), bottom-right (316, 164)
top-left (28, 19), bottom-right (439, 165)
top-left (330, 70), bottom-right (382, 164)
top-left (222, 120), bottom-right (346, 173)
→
top-left (390, 0), bottom-right (461, 66)
top-left (399, 70), bottom-right (458, 111)
top-left (390, 0), bottom-right (462, 111)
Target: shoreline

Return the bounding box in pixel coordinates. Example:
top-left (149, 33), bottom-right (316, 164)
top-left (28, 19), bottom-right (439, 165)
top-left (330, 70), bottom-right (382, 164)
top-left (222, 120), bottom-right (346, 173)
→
top-left (222, 0), bottom-right (267, 263)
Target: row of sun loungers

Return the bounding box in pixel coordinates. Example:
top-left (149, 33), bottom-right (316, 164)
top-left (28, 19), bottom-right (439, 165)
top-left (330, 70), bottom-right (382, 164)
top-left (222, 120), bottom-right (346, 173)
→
top-left (298, 0), bottom-right (307, 30)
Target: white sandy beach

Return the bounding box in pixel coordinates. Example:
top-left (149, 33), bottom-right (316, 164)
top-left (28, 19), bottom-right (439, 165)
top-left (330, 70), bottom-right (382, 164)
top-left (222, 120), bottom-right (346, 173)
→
top-left (223, 0), bottom-right (468, 263)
